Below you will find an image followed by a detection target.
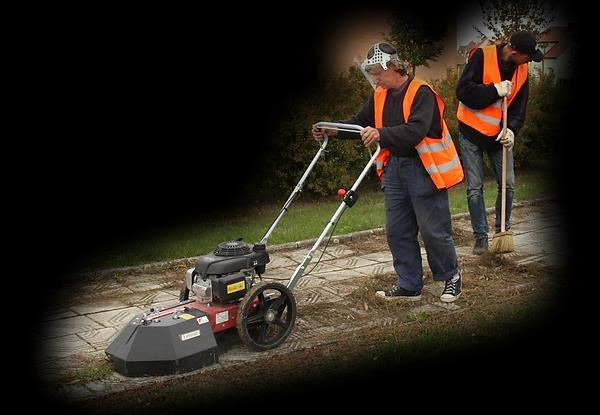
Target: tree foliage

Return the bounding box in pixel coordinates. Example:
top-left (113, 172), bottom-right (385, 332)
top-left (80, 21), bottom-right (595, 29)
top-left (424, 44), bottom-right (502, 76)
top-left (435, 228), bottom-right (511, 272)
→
top-left (475, 0), bottom-right (556, 41)
top-left (430, 68), bottom-right (460, 140)
top-left (253, 67), bottom-right (374, 200)
top-left (513, 67), bottom-right (567, 169)
top-left (386, 11), bottom-right (446, 75)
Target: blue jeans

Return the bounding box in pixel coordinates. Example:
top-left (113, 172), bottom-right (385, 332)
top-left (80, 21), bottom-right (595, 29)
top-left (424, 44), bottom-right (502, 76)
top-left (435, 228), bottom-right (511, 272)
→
top-left (458, 134), bottom-right (514, 238)
top-left (383, 155), bottom-right (459, 292)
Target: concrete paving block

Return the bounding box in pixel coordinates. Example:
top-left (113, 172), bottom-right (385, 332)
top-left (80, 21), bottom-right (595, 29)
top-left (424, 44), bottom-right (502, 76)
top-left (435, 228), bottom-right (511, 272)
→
top-left (37, 350), bottom-right (110, 387)
top-left (38, 334), bottom-right (96, 361)
top-left (515, 254), bottom-right (543, 265)
top-left (353, 262), bottom-right (396, 276)
top-left (83, 280), bottom-right (133, 293)
top-left (99, 376), bottom-right (156, 394)
top-left (327, 256), bottom-right (378, 269)
top-left (312, 249), bottom-right (338, 260)
top-left (70, 300), bottom-right (130, 316)
top-left (266, 254), bottom-right (299, 269)
top-left (41, 315), bottom-right (105, 339)
top-left (125, 290), bottom-right (178, 307)
top-left (310, 268), bottom-right (365, 281)
top-left (527, 253), bottom-right (567, 267)
top-left (302, 262), bottom-right (344, 275)
top-left (262, 269), bottom-right (296, 281)
top-left (78, 287), bottom-right (136, 303)
top-left (279, 251), bottom-right (305, 264)
top-left (282, 249), bottom-right (335, 264)
top-left (78, 326), bottom-right (120, 349)
top-left (126, 281), bottom-right (171, 292)
top-left (217, 346), bottom-right (264, 363)
top-left (295, 286), bottom-right (345, 306)
top-left (86, 381), bottom-right (111, 394)
top-left (513, 220), bottom-right (543, 233)
top-left (322, 245), bottom-right (356, 259)
top-left (514, 244), bottom-right (547, 257)
top-left (361, 251), bottom-right (393, 262)
top-left (149, 298), bottom-right (183, 310)
top-left (41, 309), bottom-right (78, 321)
top-left (294, 276), bottom-right (327, 289)
top-left (265, 263), bottom-right (345, 280)
top-left (164, 289), bottom-right (181, 298)
top-left (86, 306), bottom-right (145, 328)
top-left (410, 304), bottom-right (444, 315)
top-left (433, 301), bottom-right (461, 311)
top-left (320, 283), bottom-right (360, 298)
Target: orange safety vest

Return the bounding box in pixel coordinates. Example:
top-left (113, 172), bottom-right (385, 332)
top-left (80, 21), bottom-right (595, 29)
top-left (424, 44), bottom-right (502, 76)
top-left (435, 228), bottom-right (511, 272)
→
top-left (457, 45), bottom-right (528, 137)
top-left (374, 78), bottom-right (464, 190)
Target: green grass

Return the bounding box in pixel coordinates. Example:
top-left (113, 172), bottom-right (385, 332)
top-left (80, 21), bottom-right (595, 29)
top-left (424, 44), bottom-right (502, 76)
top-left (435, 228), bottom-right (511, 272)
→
top-left (89, 169), bottom-right (554, 270)
top-left (75, 361), bottom-right (113, 383)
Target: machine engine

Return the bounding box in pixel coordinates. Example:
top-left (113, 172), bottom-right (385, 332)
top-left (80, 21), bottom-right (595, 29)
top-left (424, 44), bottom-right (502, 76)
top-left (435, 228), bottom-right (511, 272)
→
top-left (184, 240), bottom-right (270, 303)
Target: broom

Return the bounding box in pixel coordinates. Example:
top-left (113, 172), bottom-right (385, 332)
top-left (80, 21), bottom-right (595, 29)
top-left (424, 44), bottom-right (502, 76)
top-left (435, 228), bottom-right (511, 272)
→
top-left (491, 96), bottom-right (514, 253)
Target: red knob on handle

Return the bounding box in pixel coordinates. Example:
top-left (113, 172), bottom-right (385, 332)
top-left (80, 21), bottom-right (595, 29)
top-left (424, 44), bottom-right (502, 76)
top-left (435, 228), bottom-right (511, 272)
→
top-left (337, 188), bottom-right (347, 198)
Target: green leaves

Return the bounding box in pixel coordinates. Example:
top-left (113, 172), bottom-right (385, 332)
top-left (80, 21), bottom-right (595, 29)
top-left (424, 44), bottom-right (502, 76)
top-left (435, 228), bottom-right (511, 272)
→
top-left (386, 12), bottom-right (446, 75)
top-left (475, 0), bottom-right (556, 41)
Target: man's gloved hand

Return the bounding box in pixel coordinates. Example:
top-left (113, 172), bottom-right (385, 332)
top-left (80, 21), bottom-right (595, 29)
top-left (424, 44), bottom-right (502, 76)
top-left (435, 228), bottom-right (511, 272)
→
top-left (493, 80), bottom-right (513, 97)
top-left (495, 128), bottom-right (515, 151)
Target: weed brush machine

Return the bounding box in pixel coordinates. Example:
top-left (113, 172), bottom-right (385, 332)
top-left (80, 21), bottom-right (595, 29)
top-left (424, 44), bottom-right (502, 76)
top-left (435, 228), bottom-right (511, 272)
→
top-left (105, 123), bottom-right (380, 376)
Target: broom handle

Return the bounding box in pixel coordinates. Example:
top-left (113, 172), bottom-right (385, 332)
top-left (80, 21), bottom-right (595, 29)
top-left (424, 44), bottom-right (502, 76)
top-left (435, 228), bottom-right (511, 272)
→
top-left (501, 96), bottom-right (507, 233)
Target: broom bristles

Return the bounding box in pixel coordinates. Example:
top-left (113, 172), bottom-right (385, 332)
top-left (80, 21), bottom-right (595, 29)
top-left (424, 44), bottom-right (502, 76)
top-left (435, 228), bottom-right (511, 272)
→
top-left (490, 231), bottom-right (514, 253)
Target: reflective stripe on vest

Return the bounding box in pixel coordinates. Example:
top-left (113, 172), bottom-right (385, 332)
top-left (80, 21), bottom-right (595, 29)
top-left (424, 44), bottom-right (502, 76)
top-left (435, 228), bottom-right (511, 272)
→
top-left (374, 79), bottom-right (464, 190)
top-left (457, 45), bottom-right (528, 137)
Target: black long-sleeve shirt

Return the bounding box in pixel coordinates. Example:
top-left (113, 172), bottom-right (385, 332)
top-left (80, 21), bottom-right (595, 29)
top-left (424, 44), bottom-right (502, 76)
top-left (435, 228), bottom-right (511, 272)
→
top-left (456, 44), bottom-right (529, 151)
top-left (338, 76), bottom-right (442, 157)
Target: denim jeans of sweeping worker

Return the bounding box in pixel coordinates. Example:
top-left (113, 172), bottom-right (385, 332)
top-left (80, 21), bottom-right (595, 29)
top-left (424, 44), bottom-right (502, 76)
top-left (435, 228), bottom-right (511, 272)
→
top-left (458, 134), bottom-right (514, 238)
top-left (383, 155), bottom-right (459, 292)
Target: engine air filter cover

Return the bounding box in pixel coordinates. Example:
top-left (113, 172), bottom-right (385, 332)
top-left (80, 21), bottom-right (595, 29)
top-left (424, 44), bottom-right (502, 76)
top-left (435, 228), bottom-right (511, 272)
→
top-left (214, 240), bottom-right (252, 257)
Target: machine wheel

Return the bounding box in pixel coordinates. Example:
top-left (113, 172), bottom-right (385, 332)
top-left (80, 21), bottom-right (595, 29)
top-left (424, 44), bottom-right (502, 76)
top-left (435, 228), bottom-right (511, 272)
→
top-left (179, 282), bottom-right (189, 302)
top-left (236, 282), bottom-right (296, 351)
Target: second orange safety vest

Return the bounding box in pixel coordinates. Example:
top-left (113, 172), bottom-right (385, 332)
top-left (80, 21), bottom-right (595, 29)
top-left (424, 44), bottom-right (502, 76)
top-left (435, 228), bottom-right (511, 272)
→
top-left (456, 45), bottom-right (528, 137)
top-left (374, 78), bottom-right (463, 190)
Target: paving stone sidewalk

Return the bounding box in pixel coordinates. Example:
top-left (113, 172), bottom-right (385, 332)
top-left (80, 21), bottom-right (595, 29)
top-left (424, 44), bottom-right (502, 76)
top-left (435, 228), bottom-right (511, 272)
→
top-left (36, 200), bottom-right (566, 401)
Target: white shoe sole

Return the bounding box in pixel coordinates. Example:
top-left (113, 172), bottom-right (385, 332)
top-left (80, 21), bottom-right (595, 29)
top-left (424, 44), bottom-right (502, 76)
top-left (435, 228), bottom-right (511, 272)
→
top-left (440, 292), bottom-right (461, 303)
top-left (375, 291), bottom-right (421, 301)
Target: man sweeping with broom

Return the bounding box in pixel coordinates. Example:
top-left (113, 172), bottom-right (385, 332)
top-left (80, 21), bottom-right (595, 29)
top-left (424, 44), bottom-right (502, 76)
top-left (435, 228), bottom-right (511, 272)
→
top-left (456, 31), bottom-right (543, 254)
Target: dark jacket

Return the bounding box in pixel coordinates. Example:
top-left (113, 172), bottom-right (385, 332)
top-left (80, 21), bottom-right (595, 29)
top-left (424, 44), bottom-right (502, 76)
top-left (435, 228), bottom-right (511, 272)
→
top-left (338, 76), bottom-right (442, 158)
top-left (456, 44), bottom-right (528, 151)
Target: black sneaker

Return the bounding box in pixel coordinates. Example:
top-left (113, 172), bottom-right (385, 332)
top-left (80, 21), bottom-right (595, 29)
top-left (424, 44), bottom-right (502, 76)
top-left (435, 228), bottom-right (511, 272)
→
top-left (472, 235), bottom-right (488, 255)
top-left (440, 272), bottom-right (462, 303)
top-left (376, 286), bottom-right (421, 301)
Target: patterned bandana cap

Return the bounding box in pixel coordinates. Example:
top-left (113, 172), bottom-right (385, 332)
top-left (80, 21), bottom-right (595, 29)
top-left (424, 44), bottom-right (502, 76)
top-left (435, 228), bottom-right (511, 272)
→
top-left (363, 42), bottom-right (397, 70)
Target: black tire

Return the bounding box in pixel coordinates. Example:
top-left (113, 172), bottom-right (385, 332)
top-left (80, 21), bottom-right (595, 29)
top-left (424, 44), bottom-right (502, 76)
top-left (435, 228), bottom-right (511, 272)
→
top-left (236, 282), bottom-right (296, 351)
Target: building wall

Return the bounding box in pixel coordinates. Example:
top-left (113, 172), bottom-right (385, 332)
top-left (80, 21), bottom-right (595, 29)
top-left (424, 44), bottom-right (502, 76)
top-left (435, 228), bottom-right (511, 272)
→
top-left (530, 50), bottom-right (575, 82)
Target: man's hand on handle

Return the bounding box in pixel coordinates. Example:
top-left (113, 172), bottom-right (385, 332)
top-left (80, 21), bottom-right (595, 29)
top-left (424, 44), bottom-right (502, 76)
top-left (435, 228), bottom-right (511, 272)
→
top-left (361, 126), bottom-right (380, 147)
top-left (493, 80), bottom-right (513, 98)
top-left (495, 128), bottom-right (515, 151)
top-left (312, 124), bottom-right (337, 142)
